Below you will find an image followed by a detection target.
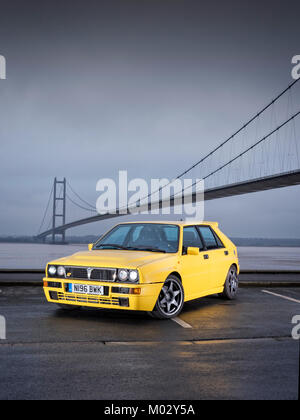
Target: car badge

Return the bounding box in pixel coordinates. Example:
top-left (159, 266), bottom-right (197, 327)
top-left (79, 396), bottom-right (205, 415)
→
top-left (87, 268), bottom-right (93, 280)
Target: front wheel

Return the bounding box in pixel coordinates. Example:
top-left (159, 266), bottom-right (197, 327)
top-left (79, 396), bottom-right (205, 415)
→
top-left (149, 275), bottom-right (184, 319)
top-left (219, 265), bottom-right (239, 300)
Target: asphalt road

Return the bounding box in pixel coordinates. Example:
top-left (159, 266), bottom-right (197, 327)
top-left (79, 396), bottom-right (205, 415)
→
top-left (0, 286), bottom-right (299, 400)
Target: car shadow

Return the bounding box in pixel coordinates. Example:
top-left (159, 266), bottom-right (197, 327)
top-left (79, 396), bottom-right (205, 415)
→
top-left (53, 305), bottom-right (153, 323)
top-left (49, 294), bottom-right (238, 326)
top-left (180, 294), bottom-right (237, 316)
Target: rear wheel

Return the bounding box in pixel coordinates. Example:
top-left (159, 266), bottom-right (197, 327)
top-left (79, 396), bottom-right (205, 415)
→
top-left (57, 304), bottom-right (81, 311)
top-left (219, 265), bottom-right (239, 300)
top-left (149, 275), bottom-right (184, 319)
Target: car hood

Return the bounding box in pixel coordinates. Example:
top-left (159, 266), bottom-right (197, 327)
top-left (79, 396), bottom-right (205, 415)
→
top-left (48, 249), bottom-right (176, 269)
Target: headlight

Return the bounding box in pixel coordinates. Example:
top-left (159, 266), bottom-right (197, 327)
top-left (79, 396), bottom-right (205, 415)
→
top-left (48, 266), bottom-right (56, 276)
top-left (129, 270), bottom-right (139, 282)
top-left (57, 266), bottom-right (65, 277)
top-left (118, 269), bottom-right (128, 282)
top-left (117, 269), bottom-right (139, 283)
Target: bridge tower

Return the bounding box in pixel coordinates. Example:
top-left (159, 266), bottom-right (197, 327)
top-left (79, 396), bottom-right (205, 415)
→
top-left (52, 177), bottom-right (66, 243)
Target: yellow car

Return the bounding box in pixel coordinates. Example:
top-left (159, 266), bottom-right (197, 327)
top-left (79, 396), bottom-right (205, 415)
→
top-left (43, 221), bottom-right (239, 319)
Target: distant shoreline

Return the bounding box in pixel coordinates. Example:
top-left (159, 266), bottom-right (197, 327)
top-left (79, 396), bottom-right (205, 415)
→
top-left (1, 236), bottom-right (300, 247)
top-left (231, 238), bottom-right (300, 247)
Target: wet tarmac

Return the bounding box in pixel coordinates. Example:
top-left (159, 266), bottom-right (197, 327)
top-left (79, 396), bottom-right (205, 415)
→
top-left (0, 286), bottom-right (299, 399)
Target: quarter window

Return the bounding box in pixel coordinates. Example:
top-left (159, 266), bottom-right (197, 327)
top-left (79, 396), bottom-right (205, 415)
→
top-left (215, 234), bottom-right (224, 248)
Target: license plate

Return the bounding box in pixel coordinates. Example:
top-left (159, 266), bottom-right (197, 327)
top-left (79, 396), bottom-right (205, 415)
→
top-left (70, 283), bottom-right (104, 295)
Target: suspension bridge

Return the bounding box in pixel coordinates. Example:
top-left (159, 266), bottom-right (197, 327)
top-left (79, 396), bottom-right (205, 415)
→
top-left (36, 78), bottom-right (300, 243)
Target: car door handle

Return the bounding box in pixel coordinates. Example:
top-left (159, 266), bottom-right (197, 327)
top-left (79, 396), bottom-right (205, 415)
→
top-left (203, 254), bottom-right (209, 260)
top-left (224, 250), bottom-right (229, 256)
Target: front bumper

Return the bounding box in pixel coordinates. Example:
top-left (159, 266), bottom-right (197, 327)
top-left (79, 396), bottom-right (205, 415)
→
top-left (43, 278), bottom-right (163, 312)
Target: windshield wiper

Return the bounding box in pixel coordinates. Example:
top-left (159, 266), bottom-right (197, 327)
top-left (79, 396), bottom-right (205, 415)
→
top-left (131, 246), bottom-right (166, 253)
top-left (96, 244), bottom-right (167, 253)
top-left (96, 243), bottom-right (128, 250)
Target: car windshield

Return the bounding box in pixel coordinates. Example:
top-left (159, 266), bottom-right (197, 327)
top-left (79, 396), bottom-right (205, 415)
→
top-left (94, 223), bottom-right (180, 253)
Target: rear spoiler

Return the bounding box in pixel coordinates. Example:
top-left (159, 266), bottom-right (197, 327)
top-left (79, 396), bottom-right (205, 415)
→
top-left (208, 222), bottom-right (219, 229)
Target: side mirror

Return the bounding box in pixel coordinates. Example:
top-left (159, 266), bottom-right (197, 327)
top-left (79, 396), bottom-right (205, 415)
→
top-left (88, 243), bottom-right (94, 251)
top-left (187, 247), bottom-right (200, 256)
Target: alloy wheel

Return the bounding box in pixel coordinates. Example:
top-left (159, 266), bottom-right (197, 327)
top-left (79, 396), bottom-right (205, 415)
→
top-left (229, 268), bottom-right (238, 295)
top-left (157, 278), bottom-right (183, 316)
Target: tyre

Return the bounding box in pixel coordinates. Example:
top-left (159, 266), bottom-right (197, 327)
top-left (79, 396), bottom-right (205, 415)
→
top-left (149, 275), bottom-right (184, 319)
top-left (57, 304), bottom-right (81, 311)
top-left (219, 265), bottom-right (239, 300)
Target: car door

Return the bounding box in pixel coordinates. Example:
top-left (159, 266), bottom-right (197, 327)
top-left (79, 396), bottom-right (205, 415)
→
top-left (197, 225), bottom-right (229, 288)
top-left (180, 226), bottom-right (212, 300)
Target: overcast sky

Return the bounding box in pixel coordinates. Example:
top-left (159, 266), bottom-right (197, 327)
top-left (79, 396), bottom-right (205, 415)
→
top-left (0, 0), bottom-right (300, 238)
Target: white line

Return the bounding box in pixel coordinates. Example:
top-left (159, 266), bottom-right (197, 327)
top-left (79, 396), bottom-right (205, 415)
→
top-left (171, 317), bottom-right (193, 329)
top-left (262, 290), bottom-right (300, 304)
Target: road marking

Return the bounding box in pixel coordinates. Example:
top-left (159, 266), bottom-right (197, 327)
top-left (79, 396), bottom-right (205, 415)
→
top-left (262, 290), bottom-right (300, 304)
top-left (171, 317), bottom-right (193, 328)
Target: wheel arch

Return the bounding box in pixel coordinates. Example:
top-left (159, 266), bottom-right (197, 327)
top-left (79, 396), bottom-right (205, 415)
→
top-left (221, 263), bottom-right (238, 288)
top-left (149, 271), bottom-right (184, 319)
top-left (167, 271), bottom-right (182, 282)
top-left (231, 263), bottom-right (238, 272)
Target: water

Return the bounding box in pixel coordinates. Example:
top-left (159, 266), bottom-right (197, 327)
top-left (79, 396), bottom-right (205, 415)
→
top-left (237, 246), bottom-right (300, 270)
top-left (0, 243), bottom-right (299, 271)
top-left (0, 243), bottom-right (87, 269)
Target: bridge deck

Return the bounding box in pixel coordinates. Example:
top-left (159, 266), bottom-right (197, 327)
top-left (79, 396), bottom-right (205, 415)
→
top-left (37, 169), bottom-right (300, 239)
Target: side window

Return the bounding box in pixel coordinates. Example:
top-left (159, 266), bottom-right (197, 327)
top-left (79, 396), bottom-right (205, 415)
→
top-left (182, 226), bottom-right (204, 254)
top-left (198, 226), bottom-right (219, 250)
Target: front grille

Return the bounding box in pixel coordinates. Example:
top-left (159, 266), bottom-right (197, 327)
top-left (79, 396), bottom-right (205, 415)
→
top-left (57, 292), bottom-right (119, 306)
top-left (67, 267), bottom-right (88, 279)
top-left (90, 269), bottom-right (115, 281)
top-left (65, 267), bottom-right (116, 281)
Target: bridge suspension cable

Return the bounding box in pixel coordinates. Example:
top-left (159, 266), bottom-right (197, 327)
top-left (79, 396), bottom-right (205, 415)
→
top-left (66, 193), bottom-right (97, 213)
top-left (204, 110), bottom-right (300, 180)
top-left (37, 184), bottom-right (54, 235)
top-left (173, 108), bottom-right (300, 197)
top-left (175, 78), bottom-right (300, 180)
top-left (37, 78), bottom-right (300, 240)
top-left (66, 181), bottom-right (96, 211)
top-left (117, 77), bottom-right (300, 213)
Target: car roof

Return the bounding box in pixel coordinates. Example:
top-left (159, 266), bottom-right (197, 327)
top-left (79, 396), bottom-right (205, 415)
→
top-left (116, 221), bottom-right (219, 228)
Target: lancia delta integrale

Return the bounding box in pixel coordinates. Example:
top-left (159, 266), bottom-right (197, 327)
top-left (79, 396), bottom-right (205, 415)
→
top-left (44, 221), bottom-right (239, 319)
